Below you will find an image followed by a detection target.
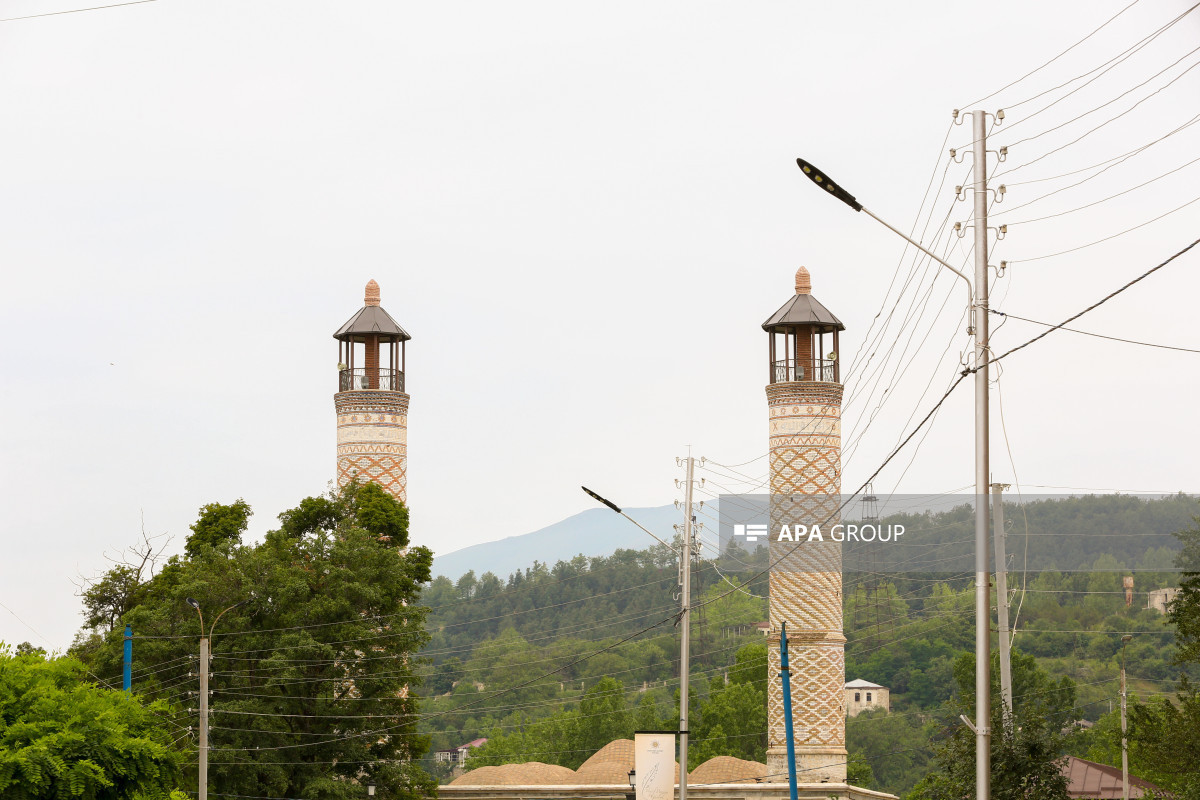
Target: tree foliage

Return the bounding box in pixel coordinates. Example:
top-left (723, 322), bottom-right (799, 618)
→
top-left (908, 649), bottom-right (1073, 800)
top-left (1124, 514), bottom-right (1200, 800)
top-left (0, 646), bottom-right (180, 800)
top-left (73, 483), bottom-right (434, 800)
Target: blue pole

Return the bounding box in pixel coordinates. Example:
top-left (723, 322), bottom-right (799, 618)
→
top-left (123, 625), bottom-right (132, 692)
top-left (780, 622), bottom-right (798, 800)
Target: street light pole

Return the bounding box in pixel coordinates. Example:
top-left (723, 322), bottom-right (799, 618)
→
top-left (1121, 634), bottom-right (1132, 800)
top-left (970, 110), bottom-right (993, 800)
top-left (582, 474), bottom-right (699, 800)
top-left (796, 118), bottom-right (995, 800)
top-left (187, 598), bottom-right (246, 800)
top-left (677, 456), bottom-right (696, 800)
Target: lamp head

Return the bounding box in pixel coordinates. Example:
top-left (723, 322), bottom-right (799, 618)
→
top-left (627, 769), bottom-right (636, 790)
top-left (1122, 634), bottom-right (1132, 643)
top-left (367, 784), bottom-right (376, 797)
top-left (581, 486), bottom-right (622, 514)
top-left (795, 158), bottom-right (863, 212)
top-left (186, 598), bottom-right (200, 610)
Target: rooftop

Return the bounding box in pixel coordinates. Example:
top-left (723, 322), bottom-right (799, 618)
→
top-left (333, 280), bottom-right (411, 343)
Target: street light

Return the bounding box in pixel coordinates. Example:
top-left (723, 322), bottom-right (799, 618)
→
top-left (367, 783), bottom-right (376, 798)
top-left (187, 598), bottom-right (247, 800)
top-left (796, 124), bottom-right (995, 800)
top-left (627, 769), bottom-right (636, 800)
top-left (1121, 634), bottom-right (1132, 800)
top-left (582, 483), bottom-right (693, 800)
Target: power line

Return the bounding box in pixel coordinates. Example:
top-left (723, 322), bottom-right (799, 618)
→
top-left (992, 237), bottom-right (1200, 361)
top-left (1000, 9), bottom-right (1200, 139)
top-left (990, 309), bottom-right (1200, 353)
top-left (1001, 154), bottom-right (1200, 226)
top-left (961, 0), bottom-right (1144, 108)
top-left (0, 0), bottom-right (155, 22)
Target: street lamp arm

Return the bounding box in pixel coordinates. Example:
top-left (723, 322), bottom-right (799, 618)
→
top-left (860, 206), bottom-right (974, 301)
top-left (208, 600), bottom-right (247, 641)
top-left (581, 486), bottom-right (674, 550)
top-left (795, 157), bottom-right (974, 307)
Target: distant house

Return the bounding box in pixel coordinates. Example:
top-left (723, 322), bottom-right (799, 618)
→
top-left (1147, 587), bottom-right (1180, 615)
top-left (435, 738), bottom-right (488, 766)
top-left (844, 679), bottom-right (889, 717)
top-left (1061, 756), bottom-right (1163, 799)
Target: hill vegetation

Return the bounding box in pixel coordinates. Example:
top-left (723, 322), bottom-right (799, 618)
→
top-left (416, 494), bottom-right (1200, 797)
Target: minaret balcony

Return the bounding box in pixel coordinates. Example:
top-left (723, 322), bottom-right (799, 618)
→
top-left (771, 358), bottom-right (838, 384)
top-left (339, 368), bottom-right (405, 392)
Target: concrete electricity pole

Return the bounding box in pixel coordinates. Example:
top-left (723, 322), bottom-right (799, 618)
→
top-left (969, 111), bottom-right (993, 800)
top-left (795, 106), bottom-right (999, 800)
top-left (991, 482), bottom-right (1013, 723)
top-left (674, 455), bottom-right (702, 800)
top-left (1121, 634), bottom-right (1132, 800)
top-left (187, 598), bottom-right (246, 800)
top-left (581, 458), bottom-right (705, 800)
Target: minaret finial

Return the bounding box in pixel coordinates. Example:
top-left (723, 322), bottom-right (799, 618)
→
top-left (365, 279), bottom-right (381, 307)
top-left (794, 267), bottom-right (812, 295)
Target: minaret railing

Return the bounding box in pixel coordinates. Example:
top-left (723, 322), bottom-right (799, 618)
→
top-left (770, 358), bottom-right (837, 384)
top-left (338, 368), bottom-right (405, 392)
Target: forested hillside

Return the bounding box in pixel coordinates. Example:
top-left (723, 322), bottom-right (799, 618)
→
top-left (416, 494), bottom-right (1200, 796)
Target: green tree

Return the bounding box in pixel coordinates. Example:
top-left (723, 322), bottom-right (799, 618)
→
top-left (909, 649), bottom-right (1073, 800)
top-left (846, 710), bottom-right (933, 796)
top-left (575, 677), bottom-right (633, 754)
top-left (690, 643), bottom-right (767, 767)
top-left (183, 499), bottom-right (251, 558)
top-left (1125, 511), bottom-right (1200, 800)
top-left (0, 646), bottom-right (180, 800)
top-left (74, 485), bottom-right (435, 800)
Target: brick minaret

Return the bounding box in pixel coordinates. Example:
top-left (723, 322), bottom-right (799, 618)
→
top-left (762, 266), bottom-right (847, 783)
top-left (333, 280), bottom-right (411, 503)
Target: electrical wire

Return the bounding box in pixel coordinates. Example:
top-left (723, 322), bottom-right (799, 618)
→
top-left (0, 0), bottom-right (155, 23)
top-left (960, 0), bottom-right (1144, 108)
top-left (989, 309), bottom-right (1200, 353)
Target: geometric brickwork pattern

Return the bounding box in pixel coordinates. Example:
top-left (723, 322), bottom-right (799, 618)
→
top-left (334, 390), bottom-right (410, 504)
top-left (764, 380), bottom-right (847, 783)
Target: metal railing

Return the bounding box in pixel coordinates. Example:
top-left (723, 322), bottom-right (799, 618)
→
top-left (338, 368), bottom-right (405, 392)
top-left (771, 358), bottom-right (837, 383)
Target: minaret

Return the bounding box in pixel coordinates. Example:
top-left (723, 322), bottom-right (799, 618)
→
top-left (762, 266), bottom-right (848, 783)
top-left (333, 280), bottom-right (411, 503)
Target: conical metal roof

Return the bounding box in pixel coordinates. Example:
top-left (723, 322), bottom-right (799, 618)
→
top-left (761, 293), bottom-right (844, 334)
top-left (333, 280), bottom-right (411, 342)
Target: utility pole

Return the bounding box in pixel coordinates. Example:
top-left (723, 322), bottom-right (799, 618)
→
top-left (1121, 634), bottom-right (1132, 800)
top-left (581, 459), bottom-right (703, 800)
top-left (971, 109), bottom-right (993, 800)
top-left (676, 455), bottom-right (698, 800)
top-left (199, 635), bottom-right (210, 800)
top-left (991, 483), bottom-right (1013, 725)
top-left (186, 598), bottom-right (245, 800)
top-left (794, 106), bottom-right (998, 800)
top-left (123, 624), bottom-right (133, 692)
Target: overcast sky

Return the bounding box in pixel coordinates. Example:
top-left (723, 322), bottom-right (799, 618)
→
top-left (2, 0), bottom-right (1198, 652)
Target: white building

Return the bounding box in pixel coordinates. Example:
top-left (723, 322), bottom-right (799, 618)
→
top-left (435, 738), bottom-right (488, 766)
top-left (1147, 587), bottom-right (1179, 615)
top-left (844, 679), bottom-right (889, 717)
